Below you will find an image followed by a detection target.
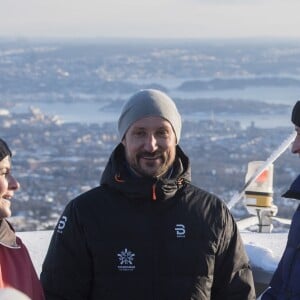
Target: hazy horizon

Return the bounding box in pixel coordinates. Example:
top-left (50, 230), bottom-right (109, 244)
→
top-left (1, 0), bottom-right (300, 40)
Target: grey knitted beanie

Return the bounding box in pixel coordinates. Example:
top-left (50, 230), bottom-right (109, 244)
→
top-left (0, 138), bottom-right (11, 161)
top-left (118, 89), bottom-right (182, 143)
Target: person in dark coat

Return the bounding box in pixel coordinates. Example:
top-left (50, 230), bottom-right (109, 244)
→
top-left (261, 101), bottom-right (300, 300)
top-left (41, 89), bottom-right (256, 300)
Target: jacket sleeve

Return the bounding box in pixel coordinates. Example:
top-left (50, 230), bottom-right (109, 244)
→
top-left (260, 255), bottom-right (284, 300)
top-left (40, 199), bottom-right (92, 299)
top-left (212, 205), bottom-right (256, 300)
top-left (260, 207), bottom-right (297, 300)
top-left (260, 287), bottom-right (277, 300)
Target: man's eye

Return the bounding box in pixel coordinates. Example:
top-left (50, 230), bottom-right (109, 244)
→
top-left (134, 131), bottom-right (145, 137)
top-left (157, 130), bottom-right (168, 136)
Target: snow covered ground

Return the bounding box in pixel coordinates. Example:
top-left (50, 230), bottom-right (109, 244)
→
top-left (18, 230), bottom-right (51, 276)
top-left (242, 232), bottom-right (287, 273)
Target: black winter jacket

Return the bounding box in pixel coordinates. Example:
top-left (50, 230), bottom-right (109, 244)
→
top-left (262, 175), bottom-right (300, 300)
top-left (41, 144), bottom-right (255, 300)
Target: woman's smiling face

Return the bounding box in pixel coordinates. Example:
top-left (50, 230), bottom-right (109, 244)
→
top-left (0, 155), bottom-right (20, 220)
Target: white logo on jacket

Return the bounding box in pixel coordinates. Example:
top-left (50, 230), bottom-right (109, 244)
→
top-left (117, 248), bottom-right (136, 271)
top-left (57, 216), bottom-right (67, 234)
top-left (175, 224), bottom-right (185, 238)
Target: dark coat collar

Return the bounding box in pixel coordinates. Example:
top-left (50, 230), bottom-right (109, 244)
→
top-left (282, 174), bottom-right (300, 200)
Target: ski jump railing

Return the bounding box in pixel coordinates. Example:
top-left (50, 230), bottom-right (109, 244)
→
top-left (227, 131), bottom-right (297, 210)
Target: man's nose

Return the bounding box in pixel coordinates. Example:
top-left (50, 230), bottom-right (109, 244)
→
top-left (292, 136), bottom-right (300, 154)
top-left (144, 134), bottom-right (158, 152)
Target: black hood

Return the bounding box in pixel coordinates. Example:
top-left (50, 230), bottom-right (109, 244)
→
top-left (100, 143), bottom-right (191, 202)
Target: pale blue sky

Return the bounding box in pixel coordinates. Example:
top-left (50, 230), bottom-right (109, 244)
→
top-left (1, 0), bottom-right (300, 39)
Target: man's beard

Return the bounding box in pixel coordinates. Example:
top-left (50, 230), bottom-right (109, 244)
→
top-left (132, 151), bottom-right (170, 178)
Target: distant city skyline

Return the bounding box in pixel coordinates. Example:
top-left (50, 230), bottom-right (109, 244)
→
top-left (1, 0), bottom-right (300, 40)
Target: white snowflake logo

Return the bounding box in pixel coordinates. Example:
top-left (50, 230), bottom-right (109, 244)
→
top-left (117, 248), bottom-right (135, 265)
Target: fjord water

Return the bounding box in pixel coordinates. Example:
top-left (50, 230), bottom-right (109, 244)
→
top-left (10, 85), bottom-right (299, 129)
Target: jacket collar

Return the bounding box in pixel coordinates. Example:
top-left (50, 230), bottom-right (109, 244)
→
top-left (0, 219), bottom-right (20, 249)
top-left (100, 143), bottom-right (191, 202)
top-left (282, 174), bottom-right (300, 200)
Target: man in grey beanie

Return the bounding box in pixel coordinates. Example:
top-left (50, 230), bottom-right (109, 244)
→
top-left (42, 89), bottom-right (256, 299)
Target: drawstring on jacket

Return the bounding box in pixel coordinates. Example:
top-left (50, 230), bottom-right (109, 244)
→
top-left (152, 184), bottom-right (157, 201)
top-left (114, 172), bottom-right (183, 202)
top-left (114, 173), bottom-right (125, 183)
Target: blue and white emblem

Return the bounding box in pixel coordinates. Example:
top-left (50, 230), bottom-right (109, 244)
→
top-left (117, 248), bottom-right (136, 271)
top-left (175, 224), bottom-right (186, 238)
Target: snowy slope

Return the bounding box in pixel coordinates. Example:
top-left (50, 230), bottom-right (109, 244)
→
top-left (18, 230), bottom-right (52, 276)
